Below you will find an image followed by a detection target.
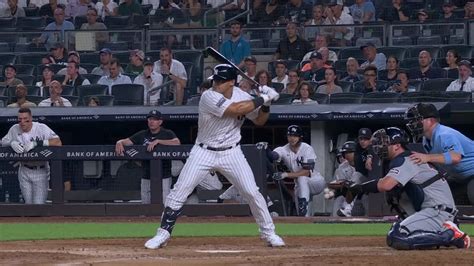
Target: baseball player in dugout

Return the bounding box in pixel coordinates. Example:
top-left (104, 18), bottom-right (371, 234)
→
top-left (115, 110), bottom-right (180, 204)
top-left (1, 107), bottom-right (62, 204)
top-left (145, 64), bottom-right (284, 249)
top-left (345, 127), bottom-right (470, 250)
top-left (405, 103), bottom-right (474, 204)
top-left (271, 125), bottom-right (326, 217)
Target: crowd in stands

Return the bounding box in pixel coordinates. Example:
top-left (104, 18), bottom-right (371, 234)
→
top-left (0, 0), bottom-right (472, 107)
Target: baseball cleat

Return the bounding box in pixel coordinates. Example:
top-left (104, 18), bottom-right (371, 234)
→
top-left (443, 221), bottom-right (471, 249)
top-left (261, 233), bottom-right (285, 247)
top-left (145, 228), bottom-right (171, 249)
top-left (337, 208), bottom-right (352, 217)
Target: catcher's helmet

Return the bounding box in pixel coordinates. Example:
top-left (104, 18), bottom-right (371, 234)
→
top-left (287, 125), bottom-right (304, 138)
top-left (372, 127), bottom-right (409, 159)
top-left (210, 64), bottom-right (238, 81)
top-left (405, 103), bottom-right (439, 142)
top-left (340, 141), bottom-right (356, 153)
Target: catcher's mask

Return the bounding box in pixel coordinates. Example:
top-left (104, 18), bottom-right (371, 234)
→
top-left (372, 127), bottom-right (409, 160)
top-left (404, 103), bottom-right (439, 142)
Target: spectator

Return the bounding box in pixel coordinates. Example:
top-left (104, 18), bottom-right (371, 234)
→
top-left (284, 0), bottom-right (312, 24)
top-left (378, 55), bottom-right (399, 82)
top-left (154, 0), bottom-right (188, 29)
top-left (255, 70), bottom-right (272, 87)
top-left (62, 61), bottom-right (90, 88)
top-left (250, 0), bottom-right (283, 25)
top-left (378, 0), bottom-right (410, 22)
top-left (220, 20), bottom-right (250, 68)
top-left (184, 0), bottom-right (203, 27)
top-left (282, 69), bottom-right (299, 95)
top-left (29, 0), bottom-right (50, 8)
top-left (446, 60), bottom-right (474, 93)
top-left (57, 51), bottom-right (88, 75)
top-left (323, 0), bottom-right (354, 47)
top-left (95, 0), bottom-right (118, 21)
top-left (125, 49), bottom-right (145, 75)
top-left (80, 7), bottom-right (108, 44)
top-left (301, 47), bottom-right (332, 71)
top-left (316, 67), bottom-right (343, 95)
top-left (465, 1), bottom-right (474, 18)
top-left (341, 57), bottom-right (363, 82)
top-left (65, 0), bottom-right (94, 18)
top-left (38, 80), bottom-right (72, 106)
top-left (306, 5), bottom-right (325, 25)
top-left (292, 81), bottom-right (317, 104)
top-left (134, 57), bottom-right (163, 105)
top-left (2, 0), bottom-right (26, 17)
top-left (239, 79), bottom-right (253, 94)
top-left (416, 9), bottom-right (429, 23)
top-left (349, 0), bottom-right (375, 23)
top-left (237, 56), bottom-right (257, 83)
top-left (153, 47), bottom-right (187, 105)
top-left (355, 65), bottom-right (384, 93)
top-left (274, 22), bottom-right (312, 61)
top-left (360, 42), bottom-right (387, 70)
top-left (271, 60), bottom-right (289, 90)
top-left (387, 70), bottom-right (416, 93)
top-left (444, 49), bottom-right (460, 79)
top-left (0, 64), bottom-right (23, 88)
top-left (302, 34), bottom-right (338, 64)
top-left (39, 0), bottom-right (65, 17)
top-left (41, 55), bottom-right (56, 65)
top-left (98, 58), bottom-right (132, 94)
top-left (301, 51), bottom-right (326, 83)
top-left (87, 96), bottom-right (100, 106)
top-left (7, 84), bottom-right (36, 108)
top-left (36, 65), bottom-right (55, 94)
top-left (92, 48), bottom-right (114, 76)
top-left (438, 0), bottom-right (461, 20)
top-left (409, 50), bottom-right (444, 81)
top-left (49, 42), bottom-right (67, 65)
top-left (34, 7), bottom-right (75, 50)
top-left (118, 0), bottom-right (143, 16)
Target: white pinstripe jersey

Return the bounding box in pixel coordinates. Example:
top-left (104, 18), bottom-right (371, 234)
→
top-left (273, 142), bottom-right (317, 173)
top-left (195, 86), bottom-right (258, 148)
top-left (1, 122), bottom-right (59, 146)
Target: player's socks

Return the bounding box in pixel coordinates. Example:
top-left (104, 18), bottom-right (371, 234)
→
top-left (160, 207), bottom-right (182, 234)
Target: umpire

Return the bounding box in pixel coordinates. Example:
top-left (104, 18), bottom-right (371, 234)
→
top-left (348, 127), bottom-right (470, 250)
top-left (405, 103), bottom-right (474, 204)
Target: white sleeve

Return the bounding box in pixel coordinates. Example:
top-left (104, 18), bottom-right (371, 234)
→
top-left (273, 146), bottom-right (285, 158)
top-left (200, 91), bottom-right (232, 118)
top-left (1, 126), bottom-right (18, 146)
top-left (40, 124), bottom-right (60, 141)
top-left (175, 61), bottom-right (188, 80)
top-left (304, 145), bottom-right (317, 162)
top-left (446, 80), bottom-right (456, 92)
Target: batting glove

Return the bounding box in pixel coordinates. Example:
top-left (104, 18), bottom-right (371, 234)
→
top-left (23, 141), bottom-right (37, 152)
top-left (272, 172), bottom-right (288, 181)
top-left (256, 142), bottom-right (268, 150)
top-left (10, 141), bottom-right (25, 154)
top-left (259, 85), bottom-right (280, 102)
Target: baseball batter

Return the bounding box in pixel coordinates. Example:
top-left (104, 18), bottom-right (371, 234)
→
top-left (271, 125), bottom-right (326, 217)
top-left (1, 107), bottom-right (62, 204)
top-left (348, 127), bottom-right (470, 249)
top-left (145, 64), bottom-right (284, 249)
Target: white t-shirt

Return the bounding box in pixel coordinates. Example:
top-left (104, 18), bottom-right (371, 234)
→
top-left (446, 77), bottom-right (474, 93)
top-left (273, 142), bottom-right (319, 176)
top-left (133, 72), bottom-right (164, 105)
top-left (1, 122), bottom-right (59, 147)
top-left (153, 59), bottom-right (187, 81)
top-left (271, 75), bottom-right (289, 89)
top-left (95, 1), bottom-right (118, 20)
top-left (38, 97), bottom-right (72, 107)
top-left (195, 86), bottom-right (258, 148)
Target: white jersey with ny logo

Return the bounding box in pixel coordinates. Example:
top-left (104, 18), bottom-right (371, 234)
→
top-left (196, 86), bottom-right (258, 148)
top-left (1, 122), bottom-right (58, 146)
top-left (273, 142), bottom-right (318, 174)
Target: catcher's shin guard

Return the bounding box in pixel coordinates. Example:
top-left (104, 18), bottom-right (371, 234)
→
top-left (386, 222), bottom-right (453, 250)
top-left (297, 197), bottom-right (308, 217)
top-left (160, 207), bottom-right (183, 234)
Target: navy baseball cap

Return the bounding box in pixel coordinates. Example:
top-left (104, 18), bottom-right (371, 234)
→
top-left (144, 57), bottom-right (154, 66)
top-left (100, 48), bottom-right (112, 54)
top-left (416, 103), bottom-right (439, 119)
top-left (358, 128), bottom-right (372, 139)
top-left (360, 42), bottom-right (376, 50)
top-left (310, 51), bottom-right (323, 60)
top-left (147, 110), bottom-right (162, 119)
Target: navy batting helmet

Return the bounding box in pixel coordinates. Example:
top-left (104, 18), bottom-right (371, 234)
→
top-left (372, 127), bottom-right (409, 159)
top-left (211, 64), bottom-right (238, 81)
top-left (340, 141), bottom-right (356, 153)
top-left (287, 125), bottom-right (304, 138)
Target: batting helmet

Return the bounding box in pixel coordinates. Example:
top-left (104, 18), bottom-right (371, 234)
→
top-left (210, 64), bottom-right (238, 81)
top-left (287, 125), bottom-right (304, 138)
top-left (340, 141), bottom-right (356, 153)
top-left (372, 127), bottom-right (409, 159)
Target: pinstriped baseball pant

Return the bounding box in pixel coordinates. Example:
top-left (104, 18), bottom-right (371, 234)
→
top-left (166, 145), bottom-right (276, 235)
top-left (18, 166), bottom-right (49, 204)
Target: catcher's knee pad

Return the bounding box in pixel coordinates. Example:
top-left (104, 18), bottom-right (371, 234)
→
top-left (297, 197), bottom-right (308, 217)
top-left (387, 222), bottom-right (453, 250)
top-left (160, 206), bottom-right (183, 233)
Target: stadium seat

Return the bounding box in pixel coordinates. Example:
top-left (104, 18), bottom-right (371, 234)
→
top-left (249, 39), bottom-right (264, 49)
top-left (18, 53), bottom-right (48, 65)
top-left (440, 45), bottom-right (472, 60)
top-left (74, 15), bottom-right (87, 29)
top-left (417, 36), bottom-right (443, 46)
top-left (173, 50), bottom-right (204, 90)
top-left (16, 16), bottom-right (45, 30)
top-left (446, 91), bottom-right (472, 103)
top-left (182, 62), bottom-right (194, 88)
top-left (83, 95), bottom-right (114, 106)
top-left (377, 47), bottom-right (407, 61)
top-left (42, 84), bottom-right (75, 97)
top-left (0, 54), bottom-right (15, 65)
top-left (26, 86), bottom-right (40, 96)
top-left (102, 41), bottom-right (129, 51)
top-left (338, 47), bottom-right (364, 60)
top-left (362, 92), bottom-right (400, 103)
top-left (274, 93), bottom-right (294, 105)
top-left (7, 86), bottom-right (40, 98)
top-left (63, 95), bottom-right (80, 106)
top-left (446, 68), bottom-right (459, 79)
top-left (355, 37), bottom-right (382, 48)
top-left (335, 80), bottom-right (351, 93)
top-left (81, 73), bottom-right (101, 84)
top-left (311, 93), bottom-right (328, 104)
top-left (104, 16), bottom-right (130, 29)
top-left (111, 84), bottom-right (144, 105)
top-left (17, 75), bottom-right (35, 86)
top-left (112, 51), bottom-right (130, 64)
top-left (271, 82), bottom-right (284, 92)
top-left (399, 58), bottom-right (420, 69)
top-left (406, 46), bottom-right (440, 59)
top-left (329, 92), bottom-right (363, 104)
top-left (79, 64), bottom-right (97, 74)
top-left (0, 17), bottom-right (15, 29)
top-left (0, 95), bottom-right (8, 106)
top-left (23, 6), bottom-right (39, 17)
top-left (14, 42), bottom-right (47, 53)
top-left (185, 95), bottom-right (201, 106)
top-left (25, 95), bottom-right (44, 105)
top-left (0, 42), bottom-right (10, 52)
top-left (408, 79), bottom-right (422, 92)
top-left (0, 86), bottom-right (6, 96)
top-left (76, 84), bottom-right (108, 103)
top-left (391, 36), bottom-right (413, 46)
top-left (80, 52), bottom-right (100, 65)
top-left (52, 74), bottom-right (65, 82)
top-left (14, 64), bottom-right (36, 76)
top-left (420, 78), bottom-right (455, 92)
top-left (141, 4), bottom-right (153, 15)
top-left (448, 36), bottom-right (464, 45)
top-left (122, 72), bottom-right (137, 82)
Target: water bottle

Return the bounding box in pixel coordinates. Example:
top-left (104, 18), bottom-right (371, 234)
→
top-left (5, 191), bottom-right (9, 203)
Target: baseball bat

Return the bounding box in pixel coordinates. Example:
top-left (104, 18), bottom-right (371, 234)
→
top-left (204, 46), bottom-right (261, 88)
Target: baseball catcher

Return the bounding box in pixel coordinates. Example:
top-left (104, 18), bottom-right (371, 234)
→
top-left (344, 127), bottom-right (470, 250)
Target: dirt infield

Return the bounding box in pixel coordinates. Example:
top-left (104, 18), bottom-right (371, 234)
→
top-left (1, 217), bottom-right (473, 265)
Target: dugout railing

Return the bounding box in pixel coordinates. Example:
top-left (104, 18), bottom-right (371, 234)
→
top-left (0, 145), bottom-right (267, 217)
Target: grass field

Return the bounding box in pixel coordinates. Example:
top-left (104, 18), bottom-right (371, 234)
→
top-left (2, 223), bottom-right (474, 241)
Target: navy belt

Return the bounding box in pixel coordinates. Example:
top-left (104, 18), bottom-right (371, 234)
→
top-left (199, 142), bottom-right (240, 151)
top-left (23, 164), bottom-right (46, 170)
top-left (434, 205), bottom-right (458, 216)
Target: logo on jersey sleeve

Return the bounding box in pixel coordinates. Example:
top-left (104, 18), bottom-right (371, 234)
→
top-left (388, 168), bottom-right (400, 175)
top-left (444, 144), bottom-right (455, 152)
top-left (216, 97), bottom-right (226, 108)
